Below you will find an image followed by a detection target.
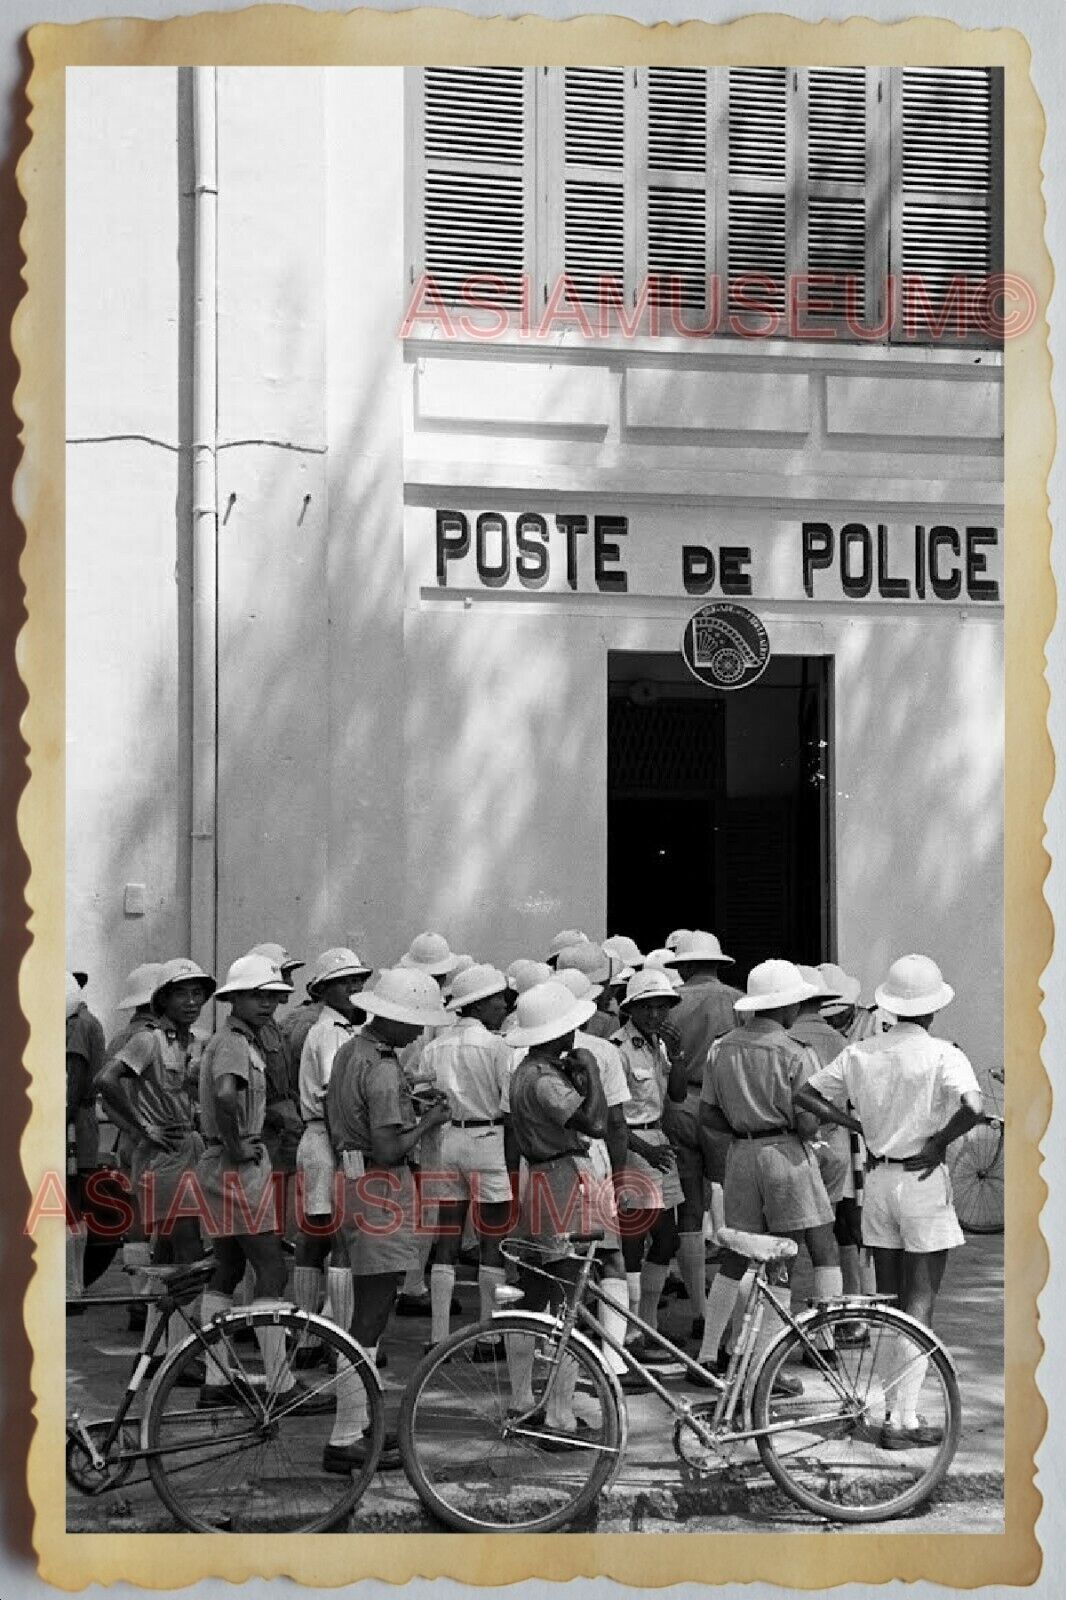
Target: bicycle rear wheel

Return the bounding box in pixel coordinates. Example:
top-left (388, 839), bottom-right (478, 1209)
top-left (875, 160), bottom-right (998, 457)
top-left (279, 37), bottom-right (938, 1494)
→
top-left (947, 1121), bottom-right (1004, 1234)
top-left (398, 1314), bottom-right (623, 1533)
top-left (143, 1308), bottom-right (383, 1532)
top-left (752, 1305), bottom-right (960, 1523)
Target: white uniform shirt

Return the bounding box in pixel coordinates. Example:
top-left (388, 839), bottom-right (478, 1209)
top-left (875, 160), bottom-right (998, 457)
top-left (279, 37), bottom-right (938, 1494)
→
top-left (807, 1021), bottom-right (981, 1159)
top-left (421, 1017), bottom-right (513, 1122)
top-left (574, 1029), bottom-right (632, 1111)
top-left (299, 1004), bottom-right (358, 1121)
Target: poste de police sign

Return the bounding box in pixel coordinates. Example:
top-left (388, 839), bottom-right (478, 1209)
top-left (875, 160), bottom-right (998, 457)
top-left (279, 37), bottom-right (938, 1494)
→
top-left (682, 603), bottom-right (770, 691)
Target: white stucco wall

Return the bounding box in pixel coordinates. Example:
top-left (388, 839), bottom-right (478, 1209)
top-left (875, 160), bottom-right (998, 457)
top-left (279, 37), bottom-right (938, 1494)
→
top-left (65, 67), bottom-right (1004, 1068)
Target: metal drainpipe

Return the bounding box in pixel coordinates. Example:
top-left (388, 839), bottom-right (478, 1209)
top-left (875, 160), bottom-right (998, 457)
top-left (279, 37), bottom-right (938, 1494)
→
top-left (190, 66), bottom-right (219, 994)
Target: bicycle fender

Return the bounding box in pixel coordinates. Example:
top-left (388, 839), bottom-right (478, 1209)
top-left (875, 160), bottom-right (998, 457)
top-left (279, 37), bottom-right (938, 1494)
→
top-left (489, 1310), bottom-right (630, 1490)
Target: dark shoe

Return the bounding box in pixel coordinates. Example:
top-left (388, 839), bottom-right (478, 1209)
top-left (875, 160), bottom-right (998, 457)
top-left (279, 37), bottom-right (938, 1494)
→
top-left (802, 1343), bottom-right (840, 1369)
top-left (292, 1342), bottom-right (328, 1372)
top-left (469, 1336), bottom-right (506, 1363)
top-left (690, 1316), bottom-right (705, 1341)
top-left (173, 1357), bottom-right (207, 1387)
top-left (618, 1368), bottom-right (651, 1393)
top-left (322, 1430), bottom-right (401, 1473)
top-left (834, 1320), bottom-right (871, 1348)
top-left (522, 1421), bottom-right (583, 1452)
top-left (772, 1372), bottom-right (804, 1399)
top-left (375, 1347), bottom-right (388, 1369)
top-left (393, 1293), bottom-right (431, 1318)
top-left (641, 1341), bottom-right (683, 1368)
top-left (880, 1417), bottom-right (943, 1450)
top-left (686, 1359), bottom-right (724, 1391)
top-left (127, 1303), bottom-right (148, 1334)
top-left (198, 1380), bottom-right (255, 1410)
top-left (277, 1379), bottom-right (336, 1415)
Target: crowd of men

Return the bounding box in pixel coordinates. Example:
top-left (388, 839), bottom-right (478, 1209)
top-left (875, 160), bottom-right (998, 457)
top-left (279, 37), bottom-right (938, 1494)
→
top-left (65, 926), bottom-right (984, 1466)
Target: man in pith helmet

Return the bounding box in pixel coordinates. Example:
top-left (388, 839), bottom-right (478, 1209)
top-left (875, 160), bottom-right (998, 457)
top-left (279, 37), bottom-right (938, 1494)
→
top-left (795, 954), bottom-right (983, 1449)
top-left (661, 931), bottom-right (744, 1331)
top-left (695, 959), bottom-right (841, 1394)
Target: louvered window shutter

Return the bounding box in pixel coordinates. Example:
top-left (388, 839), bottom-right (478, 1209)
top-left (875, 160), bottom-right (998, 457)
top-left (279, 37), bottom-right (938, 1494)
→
top-left (414, 67), bottom-right (533, 309)
top-left (725, 67), bottom-right (792, 321)
top-left (558, 67), bottom-right (630, 308)
top-left (892, 67), bottom-right (997, 341)
top-left (799, 68), bottom-right (872, 330)
top-left (643, 67), bottom-right (713, 317)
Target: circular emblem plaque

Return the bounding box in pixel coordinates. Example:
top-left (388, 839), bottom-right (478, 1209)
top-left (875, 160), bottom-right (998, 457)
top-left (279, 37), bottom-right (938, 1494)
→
top-left (681, 602), bottom-right (770, 691)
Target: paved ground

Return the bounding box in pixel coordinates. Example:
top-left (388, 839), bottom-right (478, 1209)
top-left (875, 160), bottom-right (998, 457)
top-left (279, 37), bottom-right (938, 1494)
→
top-left (65, 1233), bottom-right (1003, 1535)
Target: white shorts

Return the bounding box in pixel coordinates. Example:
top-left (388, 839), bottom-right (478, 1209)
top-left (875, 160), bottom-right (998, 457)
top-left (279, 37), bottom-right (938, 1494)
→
top-left (861, 1163), bottom-right (966, 1253)
top-left (430, 1122), bottom-right (513, 1206)
top-left (295, 1120), bottom-right (336, 1218)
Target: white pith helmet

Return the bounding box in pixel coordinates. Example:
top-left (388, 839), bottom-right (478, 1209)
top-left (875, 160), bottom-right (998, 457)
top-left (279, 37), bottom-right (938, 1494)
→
top-left (734, 960), bottom-right (820, 1013)
top-left (359, 967), bottom-right (452, 1027)
top-left (215, 954), bottom-right (291, 999)
top-left (506, 980), bottom-right (598, 1048)
top-left (874, 955), bottom-right (954, 1018)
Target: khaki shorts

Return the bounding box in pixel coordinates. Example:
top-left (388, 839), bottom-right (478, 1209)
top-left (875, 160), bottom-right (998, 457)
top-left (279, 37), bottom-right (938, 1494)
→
top-left (812, 1125), bottom-right (852, 1205)
top-left (430, 1122), bottom-right (513, 1206)
top-left (342, 1164), bottom-right (419, 1276)
top-left (616, 1126), bottom-right (684, 1211)
top-left (861, 1163), bottom-right (966, 1253)
top-left (724, 1135), bottom-right (833, 1235)
top-left (295, 1120), bottom-right (336, 1217)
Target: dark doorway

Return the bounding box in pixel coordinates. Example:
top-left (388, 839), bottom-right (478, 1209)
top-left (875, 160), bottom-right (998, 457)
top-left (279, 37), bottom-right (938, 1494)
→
top-left (607, 652), bottom-right (833, 985)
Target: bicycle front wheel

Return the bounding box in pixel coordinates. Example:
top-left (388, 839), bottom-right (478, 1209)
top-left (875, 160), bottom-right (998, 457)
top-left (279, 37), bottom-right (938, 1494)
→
top-left (143, 1307), bottom-right (384, 1532)
top-left (398, 1314), bottom-right (623, 1533)
top-left (752, 1305), bottom-right (961, 1523)
top-left (947, 1122), bottom-right (1005, 1234)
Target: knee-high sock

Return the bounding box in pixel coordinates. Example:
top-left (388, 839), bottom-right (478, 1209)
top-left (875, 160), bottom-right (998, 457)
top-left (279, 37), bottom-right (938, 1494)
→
top-left (625, 1271), bottom-right (642, 1323)
top-left (325, 1266), bottom-right (354, 1334)
top-left (729, 1267), bottom-right (756, 1349)
top-left (330, 1352), bottom-right (370, 1446)
top-left (752, 1282), bottom-right (791, 1375)
top-left (166, 1311), bottom-right (191, 1355)
top-left (598, 1278), bottom-right (629, 1376)
top-left (698, 1272), bottom-right (743, 1364)
top-left (122, 1239), bottom-right (151, 1297)
top-left (200, 1291), bottom-right (234, 1386)
top-left (478, 1265), bottom-right (506, 1323)
top-left (141, 1302), bottom-right (164, 1358)
top-left (859, 1248), bottom-right (877, 1296)
top-left (253, 1306), bottom-right (293, 1396)
top-left (639, 1261), bottom-right (670, 1333)
top-left (544, 1352), bottom-right (579, 1433)
top-left (812, 1265), bottom-right (844, 1348)
top-left (839, 1243), bottom-right (861, 1296)
top-left (292, 1265), bottom-right (322, 1315)
top-left (677, 1231), bottom-right (706, 1308)
top-left (66, 1221), bottom-right (87, 1298)
top-left (403, 1236), bottom-right (433, 1295)
top-left (430, 1264), bottom-right (456, 1344)
top-left (895, 1350), bottom-right (930, 1428)
top-left (506, 1333), bottom-right (536, 1413)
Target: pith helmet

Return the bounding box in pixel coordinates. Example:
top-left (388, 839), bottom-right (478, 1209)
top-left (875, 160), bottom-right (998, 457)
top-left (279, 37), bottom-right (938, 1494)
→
top-left (621, 968), bottom-right (681, 1009)
top-left (506, 958), bottom-right (552, 995)
top-left (360, 967), bottom-right (452, 1027)
top-left (447, 963), bottom-right (508, 1011)
top-left (547, 928), bottom-right (590, 962)
top-left (553, 967), bottom-right (602, 1003)
top-left (399, 932), bottom-right (457, 977)
top-left (248, 941), bottom-right (304, 975)
top-left (664, 930), bottom-right (734, 966)
top-left (153, 957), bottom-right (218, 1000)
top-left (734, 960), bottom-right (819, 1013)
top-left (817, 962), bottom-right (862, 1006)
top-left (118, 963), bottom-right (164, 1010)
top-left (556, 942), bottom-right (613, 985)
top-left (308, 947), bottom-right (371, 993)
top-left (603, 934), bottom-right (644, 969)
top-left (874, 955), bottom-right (954, 1018)
top-left (215, 954), bottom-right (291, 999)
top-left (797, 964), bottom-right (841, 1001)
top-left (506, 981), bottom-right (597, 1048)
top-left (443, 954), bottom-right (476, 995)
top-left (642, 948), bottom-right (684, 989)
top-left (665, 929), bottom-right (692, 952)
top-left (65, 974), bottom-right (82, 1019)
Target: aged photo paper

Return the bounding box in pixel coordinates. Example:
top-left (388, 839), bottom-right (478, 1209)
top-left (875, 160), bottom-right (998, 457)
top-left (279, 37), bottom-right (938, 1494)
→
top-left (13, 5), bottom-right (1051, 1589)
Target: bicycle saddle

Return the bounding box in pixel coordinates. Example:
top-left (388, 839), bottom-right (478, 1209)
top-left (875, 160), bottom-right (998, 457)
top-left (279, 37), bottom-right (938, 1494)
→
top-left (716, 1226), bottom-right (798, 1263)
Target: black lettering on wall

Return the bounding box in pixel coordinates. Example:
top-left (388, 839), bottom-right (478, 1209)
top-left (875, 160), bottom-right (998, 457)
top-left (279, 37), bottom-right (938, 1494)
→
top-left (965, 527), bottom-right (1000, 602)
top-left (475, 512), bottom-right (510, 588)
top-left (555, 514), bottom-right (588, 591)
top-left (802, 522), bottom-right (834, 597)
top-left (594, 517), bottom-right (628, 593)
top-left (840, 523), bottom-right (873, 599)
top-left (435, 510), bottom-right (470, 587)
top-left (929, 526), bottom-right (962, 600)
top-left (720, 546), bottom-right (752, 597)
top-left (682, 545), bottom-right (715, 594)
top-left (515, 513), bottom-right (549, 589)
top-left (876, 524), bottom-right (910, 599)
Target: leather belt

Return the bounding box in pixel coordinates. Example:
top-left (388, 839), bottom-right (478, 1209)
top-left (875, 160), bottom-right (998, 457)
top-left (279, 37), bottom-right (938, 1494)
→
top-left (866, 1151), bottom-right (922, 1168)
top-left (450, 1117), bottom-right (503, 1129)
top-left (739, 1127), bottom-right (791, 1140)
top-left (629, 1119), bottom-right (662, 1131)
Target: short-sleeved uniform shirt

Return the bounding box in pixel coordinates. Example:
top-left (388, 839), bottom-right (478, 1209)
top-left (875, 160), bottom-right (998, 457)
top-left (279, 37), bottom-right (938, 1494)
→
top-left (612, 1022), bottom-right (669, 1127)
top-left (197, 1017), bottom-right (275, 1233)
top-left (701, 1016), bottom-right (817, 1134)
top-left (508, 1053), bottom-right (584, 1165)
top-left (112, 1017), bottom-right (197, 1147)
top-left (673, 974), bottom-right (743, 1113)
top-left (574, 1030), bottom-right (630, 1111)
top-left (299, 1005), bottom-right (359, 1121)
top-left (325, 1030), bottom-right (416, 1158)
top-left (421, 1018), bottom-right (513, 1122)
top-left (806, 1022), bottom-right (981, 1159)
top-left (281, 1001), bottom-right (325, 1096)
top-left (67, 1003), bottom-right (105, 1169)
top-left (790, 1010), bottom-right (851, 1202)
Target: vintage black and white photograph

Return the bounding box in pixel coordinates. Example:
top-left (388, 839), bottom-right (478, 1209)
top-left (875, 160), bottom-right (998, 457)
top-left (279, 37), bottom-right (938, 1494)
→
top-left (60, 58), bottom-right (1009, 1541)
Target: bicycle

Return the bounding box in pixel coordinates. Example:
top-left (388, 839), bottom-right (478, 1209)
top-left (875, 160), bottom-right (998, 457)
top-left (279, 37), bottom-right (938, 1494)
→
top-left (398, 1226), bottom-right (961, 1532)
top-left (66, 1256), bottom-right (384, 1532)
top-left (946, 1068), bottom-right (1005, 1234)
